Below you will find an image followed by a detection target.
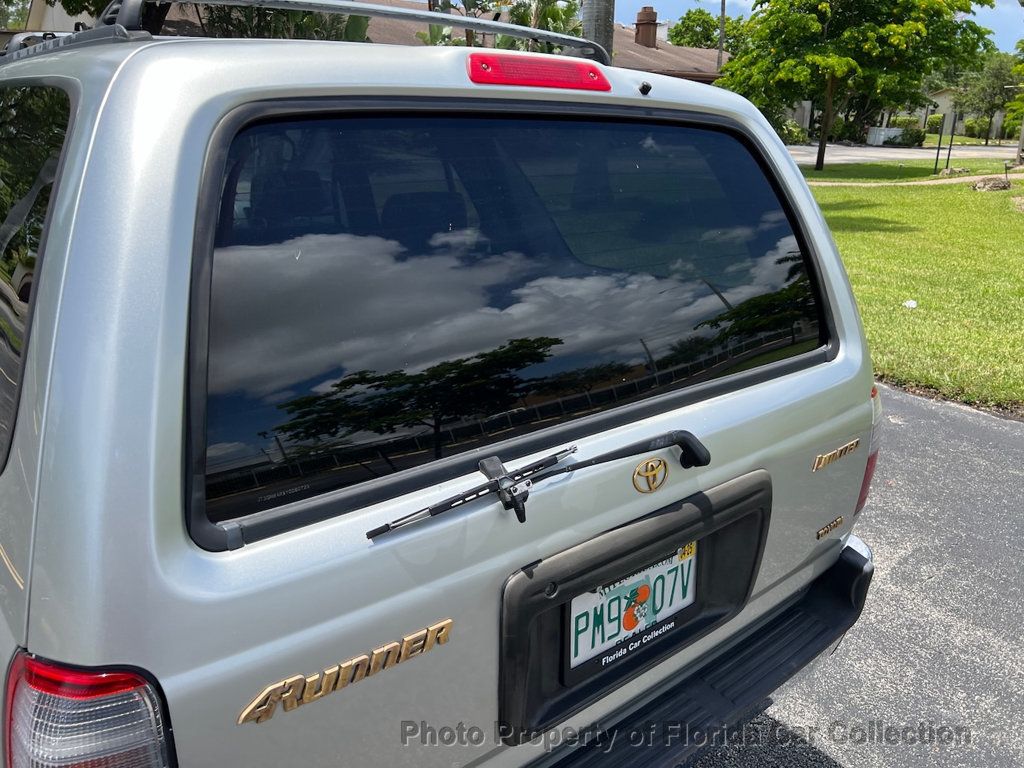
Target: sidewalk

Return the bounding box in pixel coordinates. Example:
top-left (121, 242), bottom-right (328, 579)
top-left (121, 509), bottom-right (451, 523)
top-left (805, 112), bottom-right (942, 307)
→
top-left (788, 143), bottom-right (1017, 165)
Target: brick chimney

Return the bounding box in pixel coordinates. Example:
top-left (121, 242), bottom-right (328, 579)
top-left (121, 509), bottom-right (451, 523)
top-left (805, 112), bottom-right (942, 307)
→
top-left (635, 6), bottom-right (658, 49)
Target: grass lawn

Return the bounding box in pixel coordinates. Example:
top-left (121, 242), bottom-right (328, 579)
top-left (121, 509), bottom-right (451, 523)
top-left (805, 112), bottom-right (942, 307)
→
top-left (922, 134), bottom-right (1010, 148)
top-left (811, 180), bottom-right (1024, 414)
top-left (801, 158), bottom-right (1019, 183)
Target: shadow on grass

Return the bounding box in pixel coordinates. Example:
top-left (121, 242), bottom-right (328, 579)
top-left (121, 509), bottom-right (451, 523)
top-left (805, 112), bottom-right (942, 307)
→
top-left (817, 215), bottom-right (921, 234)
top-left (801, 164), bottom-right (943, 183)
top-left (692, 713), bottom-right (846, 768)
top-left (812, 199), bottom-right (921, 234)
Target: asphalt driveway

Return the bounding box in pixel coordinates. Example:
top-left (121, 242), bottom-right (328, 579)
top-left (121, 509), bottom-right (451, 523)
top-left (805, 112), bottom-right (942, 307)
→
top-left (695, 384), bottom-right (1024, 767)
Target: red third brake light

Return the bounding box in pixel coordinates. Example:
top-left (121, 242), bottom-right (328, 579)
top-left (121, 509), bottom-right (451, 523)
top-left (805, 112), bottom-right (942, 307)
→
top-left (5, 652), bottom-right (173, 768)
top-left (467, 52), bottom-right (611, 91)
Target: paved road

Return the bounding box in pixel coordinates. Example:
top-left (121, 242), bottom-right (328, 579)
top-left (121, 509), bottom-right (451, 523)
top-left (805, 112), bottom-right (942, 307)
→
top-left (788, 143), bottom-right (1017, 165)
top-left (695, 384), bottom-right (1024, 768)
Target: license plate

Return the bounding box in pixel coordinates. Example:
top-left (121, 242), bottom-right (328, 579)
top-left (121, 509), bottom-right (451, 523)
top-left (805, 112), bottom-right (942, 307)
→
top-left (568, 542), bottom-right (697, 669)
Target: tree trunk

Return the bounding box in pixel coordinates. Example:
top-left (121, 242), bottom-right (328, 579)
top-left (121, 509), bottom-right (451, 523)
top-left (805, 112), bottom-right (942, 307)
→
top-left (985, 114), bottom-right (993, 146)
top-left (581, 0), bottom-right (614, 60)
top-left (814, 75), bottom-right (836, 172)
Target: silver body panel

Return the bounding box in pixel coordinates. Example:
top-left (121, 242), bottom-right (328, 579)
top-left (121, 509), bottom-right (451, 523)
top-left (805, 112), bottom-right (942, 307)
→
top-left (1, 39), bottom-right (874, 767)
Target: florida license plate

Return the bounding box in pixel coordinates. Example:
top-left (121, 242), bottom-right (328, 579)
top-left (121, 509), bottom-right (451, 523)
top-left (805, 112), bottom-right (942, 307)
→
top-left (568, 541), bottom-right (697, 669)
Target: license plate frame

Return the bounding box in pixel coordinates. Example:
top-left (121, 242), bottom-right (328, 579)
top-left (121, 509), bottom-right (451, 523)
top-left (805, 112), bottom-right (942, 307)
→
top-left (564, 541), bottom-right (699, 680)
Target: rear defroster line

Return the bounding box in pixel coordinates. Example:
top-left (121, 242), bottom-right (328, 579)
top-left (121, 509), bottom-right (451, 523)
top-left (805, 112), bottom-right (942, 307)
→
top-left (366, 430), bottom-right (710, 540)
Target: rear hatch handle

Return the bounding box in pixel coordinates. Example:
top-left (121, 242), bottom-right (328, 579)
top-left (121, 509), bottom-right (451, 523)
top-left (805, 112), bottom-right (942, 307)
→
top-left (366, 431), bottom-right (710, 540)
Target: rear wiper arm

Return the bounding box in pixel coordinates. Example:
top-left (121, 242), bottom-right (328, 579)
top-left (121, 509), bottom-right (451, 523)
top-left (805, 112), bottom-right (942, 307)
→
top-left (366, 445), bottom-right (577, 540)
top-left (365, 430), bottom-right (710, 540)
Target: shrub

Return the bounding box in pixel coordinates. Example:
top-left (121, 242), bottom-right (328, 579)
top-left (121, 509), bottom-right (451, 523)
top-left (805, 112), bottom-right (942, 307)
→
top-left (884, 127), bottom-right (926, 147)
top-left (837, 120), bottom-right (866, 143)
top-left (889, 115), bottom-right (920, 130)
top-left (777, 119), bottom-right (808, 145)
top-left (926, 113), bottom-right (945, 134)
top-left (828, 116), bottom-right (845, 141)
top-left (963, 117), bottom-right (986, 139)
top-left (1002, 117), bottom-right (1021, 141)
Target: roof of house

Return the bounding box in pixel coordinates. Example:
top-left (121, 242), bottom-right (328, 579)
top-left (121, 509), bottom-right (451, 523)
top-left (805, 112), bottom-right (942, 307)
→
top-left (609, 22), bottom-right (725, 82)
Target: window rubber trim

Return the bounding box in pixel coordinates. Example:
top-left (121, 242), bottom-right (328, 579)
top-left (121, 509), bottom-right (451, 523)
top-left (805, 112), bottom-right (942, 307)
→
top-left (185, 96), bottom-right (840, 552)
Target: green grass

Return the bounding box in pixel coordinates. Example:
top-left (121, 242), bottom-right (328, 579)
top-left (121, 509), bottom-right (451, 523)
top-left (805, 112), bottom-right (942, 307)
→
top-left (812, 180), bottom-right (1024, 414)
top-left (922, 134), bottom-right (1010, 148)
top-left (801, 159), bottom-right (1018, 184)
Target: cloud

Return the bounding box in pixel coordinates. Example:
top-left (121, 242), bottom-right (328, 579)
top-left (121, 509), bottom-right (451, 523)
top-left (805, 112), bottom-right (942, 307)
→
top-left (208, 230), bottom-right (803, 401)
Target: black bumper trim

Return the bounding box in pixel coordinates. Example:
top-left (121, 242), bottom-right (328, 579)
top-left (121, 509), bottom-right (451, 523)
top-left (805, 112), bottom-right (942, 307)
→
top-left (540, 542), bottom-right (873, 768)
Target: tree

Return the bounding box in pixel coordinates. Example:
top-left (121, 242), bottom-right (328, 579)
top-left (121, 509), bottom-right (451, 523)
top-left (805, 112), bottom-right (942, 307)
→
top-left (956, 51), bottom-right (1018, 145)
top-left (1, 0), bottom-right (30, 29)
top-left (696, 253), bottom-right (815, 346)
top-left (1006, 41), bottom-right (1024, 159)
top-left (276, 337), bottom-right (563, 460)
top-left (717, 0), bottom-right (993, 170)
top-left (496, 0), bottom-right (582, 52)
top-left (417, 0), bottom-right (584, 52)
top-left (667, 8), bottom-right (750, 57)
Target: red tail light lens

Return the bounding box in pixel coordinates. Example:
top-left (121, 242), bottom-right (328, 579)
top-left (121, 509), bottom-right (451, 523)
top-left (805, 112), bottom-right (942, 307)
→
top-left (855, 386), bottom-right (882, 514)
top-left (467, 52), bottom-right (611, 91)
top-left (5, 652), bottom-right (173, 768)
top-left (855, 450), bottom-right (878, 514)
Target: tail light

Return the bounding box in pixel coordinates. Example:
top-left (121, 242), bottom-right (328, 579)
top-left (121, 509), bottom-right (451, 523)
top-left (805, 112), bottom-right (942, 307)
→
top-left (5, 652), bottom-right (173, 768)
top-left (854, 385), bottom-right (882, 514)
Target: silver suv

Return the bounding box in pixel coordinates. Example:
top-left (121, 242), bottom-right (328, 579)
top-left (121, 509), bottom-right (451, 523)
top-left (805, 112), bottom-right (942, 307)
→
top-left (0, 4), bottom-right (880, 766)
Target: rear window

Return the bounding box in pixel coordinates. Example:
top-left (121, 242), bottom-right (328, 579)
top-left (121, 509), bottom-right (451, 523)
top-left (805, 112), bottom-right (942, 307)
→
top-left (0, 85), bottom-right (70, 466)
top-left (201, 114), bottom-right (825, 522)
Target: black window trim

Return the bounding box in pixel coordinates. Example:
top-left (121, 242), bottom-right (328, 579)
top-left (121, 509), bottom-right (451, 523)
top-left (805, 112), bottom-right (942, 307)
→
top-left (0, 77), bottom-right (78, 477)
top-left (186, 96), bottom-right (839, 552)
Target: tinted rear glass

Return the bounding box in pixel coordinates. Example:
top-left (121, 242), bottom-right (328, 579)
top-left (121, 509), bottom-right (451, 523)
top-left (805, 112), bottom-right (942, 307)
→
top-left (0, 86), bottom-right (70, 465)
top-left (203, 115), bottom-right (824, 521)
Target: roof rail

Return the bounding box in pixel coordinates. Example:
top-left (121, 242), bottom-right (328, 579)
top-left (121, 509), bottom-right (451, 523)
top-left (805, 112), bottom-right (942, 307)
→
top-left (108, 0), bottom-right (611, 64)
top-left (0, 25), bottom-right (151, 65)
top-left (1, 31), bottom-right (73, 56)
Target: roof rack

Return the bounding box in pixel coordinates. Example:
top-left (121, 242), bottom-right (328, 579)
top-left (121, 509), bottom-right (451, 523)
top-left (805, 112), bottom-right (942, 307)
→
top-left (108, 0), bottom-right (610, 64)
top-left (0, 24), bottom-right (151, 64)
top-left (1, 31), bottom-right (73, 56)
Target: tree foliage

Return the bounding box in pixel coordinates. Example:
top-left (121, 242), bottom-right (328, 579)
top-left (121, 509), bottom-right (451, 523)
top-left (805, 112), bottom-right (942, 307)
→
top-left (43, 0), bottom-right (105, 19)
top-left (187, 5), bottom-right (368, 40)
top-left (667, 8), bottom-right (750, 56)
top-left (1, 0), bottom-right (30, 29)
top-left (1006, 41), bottom-right (1024, 152)
top-left (717, 0), bottom-right (993, 169)
top-left (276, 338), bottom-right (562, 459)
top-left (416, 0), bottom-right (583, 52)
top-left (954, 52), bottom-right (1017, 144)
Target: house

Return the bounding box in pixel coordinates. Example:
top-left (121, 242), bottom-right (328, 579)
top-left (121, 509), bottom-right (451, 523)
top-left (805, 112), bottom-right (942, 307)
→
top-left (910, 88), bottom-right (1005, 138)
top-left (22, 0), bottom-right (725, 82)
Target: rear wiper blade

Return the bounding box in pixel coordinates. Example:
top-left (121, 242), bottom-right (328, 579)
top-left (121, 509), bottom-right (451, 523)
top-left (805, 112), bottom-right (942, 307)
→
top-left (366, 430), bottom-right (710, 540)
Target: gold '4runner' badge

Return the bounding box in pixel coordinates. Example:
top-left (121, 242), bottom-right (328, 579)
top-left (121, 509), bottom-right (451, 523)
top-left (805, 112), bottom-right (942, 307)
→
top-left (238, 619), bottom-right (452, 725)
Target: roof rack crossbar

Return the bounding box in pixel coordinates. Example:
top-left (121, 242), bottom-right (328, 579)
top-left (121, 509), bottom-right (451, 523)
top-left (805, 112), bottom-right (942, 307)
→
top-left (112, 0), bottom-right (611, 64)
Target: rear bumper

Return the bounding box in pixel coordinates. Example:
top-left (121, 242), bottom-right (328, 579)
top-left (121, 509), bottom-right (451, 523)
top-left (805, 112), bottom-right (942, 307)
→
top-left (541, 536), bottom-right (874, 768)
